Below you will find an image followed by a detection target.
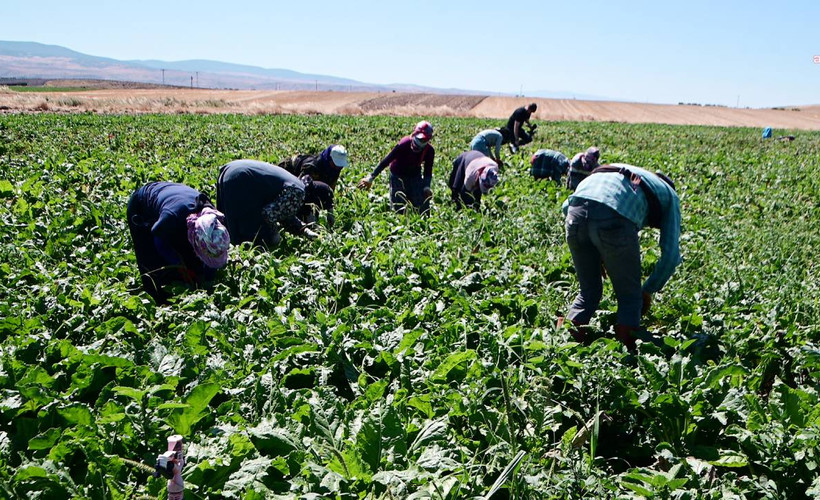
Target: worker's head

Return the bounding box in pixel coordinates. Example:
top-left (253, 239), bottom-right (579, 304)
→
top-left (527, 103), bottom-right (538, 113)
top-left (479, 164), bottom-right (500, 194)
top-left (584, 147), bottom-right (600, 167)
top-left (326, 145), bottom-right (349, 168)
top-left (186, 207), bottom-right (230, 269)
top-left (411, 121), bottom-right (433, 152)
top-left (303, 178), bottom-right (334, 211)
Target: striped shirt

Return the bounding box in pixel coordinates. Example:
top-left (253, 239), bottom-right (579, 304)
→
top-left (563, 163), bottom-right (681, 293)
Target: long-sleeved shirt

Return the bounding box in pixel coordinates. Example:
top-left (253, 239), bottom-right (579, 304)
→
top-left (563, 163), bottom-right (681, 293)
top-left (216, 160), bottom-right (305, 244)
top-left (470, 129), bottom-right (504, 158)
top-left (369, 136), bottom-right (435, 185)
top-left (130, 181), bottom-right (215, 281)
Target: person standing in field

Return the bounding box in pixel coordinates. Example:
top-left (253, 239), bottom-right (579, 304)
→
top-left (448, 150), bottom-right (500, 210)
top-left (502, 102), bottom-right (537, 152)
top-left (469, 129), bottom-right (505, 166)
top-left (530, 149), bottom-right (569, 183)
top-left (216, 160), bottom-right (325, 247)
top-left (127, 182), bottom-right (231, 304)
top-left (566, 147), bottom-right (600, 191)
top-left (279, 144), bottom-right (349, 190)
top-left (357, 121), bottom-right (435, 214)
top-left (561, 164), bottom-right (681, 351)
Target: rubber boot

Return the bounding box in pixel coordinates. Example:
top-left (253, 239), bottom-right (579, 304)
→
top-left (615, 324), bottom-right (639, 352)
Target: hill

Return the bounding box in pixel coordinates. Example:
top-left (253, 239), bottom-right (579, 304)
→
top-left (0, 40), bottom-right (477, 93)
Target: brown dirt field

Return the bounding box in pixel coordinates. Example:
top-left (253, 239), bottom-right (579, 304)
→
top-left (1, 87), bottom-right (818, 130)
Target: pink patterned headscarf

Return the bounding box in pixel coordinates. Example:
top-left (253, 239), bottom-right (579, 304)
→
top-left (186, 207), bottom-right (230, 269)
top-left (479, 165), bottom-right (500, 194)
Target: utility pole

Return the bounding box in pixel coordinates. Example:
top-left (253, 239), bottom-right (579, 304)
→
top-left (190, 76), bottom-right (193, 89)
top-left (161, 69), bottom-right (165, 85)
top-left (315, 80), bottom-right (318, 91)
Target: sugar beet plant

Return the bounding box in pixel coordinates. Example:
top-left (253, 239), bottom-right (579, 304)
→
top-left (0, 113), bottom-right (819, 499)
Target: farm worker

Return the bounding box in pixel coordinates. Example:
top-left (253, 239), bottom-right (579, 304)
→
top-left (279, 144), bottom-right (349, 190)
top-left (298, 175), bottom-right (336, 228)
top-left (216, 160), bottom-right (323, 247)
top-left (561, 164), bottom-right (681, 351)
top-left (357, 121), bottom-right (435, 214)
top-left (530, 149), bottom-right (569, 182)
top-left (469, 129), bottom-right (505, 166)
top-left (448, 150), bottom-right (500, 210)
top-left (126, 182), bottom-right (230, 304)
top-left (502, 103), bottom-right (537, 153)
top-left (566, 147), bottom-right (600, 191)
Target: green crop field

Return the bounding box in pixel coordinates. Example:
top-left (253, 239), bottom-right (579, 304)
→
top-left (1, 113), bottom-right (819, 499)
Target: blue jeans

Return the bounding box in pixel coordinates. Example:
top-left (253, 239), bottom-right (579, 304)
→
top-left (566, 200), bottom-right (642, 327)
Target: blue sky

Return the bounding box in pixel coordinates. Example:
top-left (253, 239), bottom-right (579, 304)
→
top-left (5, 0), bottom-right (818, 107)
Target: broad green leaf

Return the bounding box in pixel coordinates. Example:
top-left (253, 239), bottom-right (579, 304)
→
top-left (167, 383), bottom-right (220, 436)
top-left (28, 428), bottom-right (62, 450)
top-left (430, 350), bottom-right (476, 383)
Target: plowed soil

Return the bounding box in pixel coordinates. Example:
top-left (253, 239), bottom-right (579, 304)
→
top-left (1, 87), bottom-right (818, 130)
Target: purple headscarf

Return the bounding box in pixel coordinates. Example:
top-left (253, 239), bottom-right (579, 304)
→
top-left (186, 207), bottom-right (230, 269)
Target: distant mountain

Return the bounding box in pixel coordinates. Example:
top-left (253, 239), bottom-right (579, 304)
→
top-left (0, 40), bottom-right (471, 93)
top-left (0, 41), bottom-right (614, 100)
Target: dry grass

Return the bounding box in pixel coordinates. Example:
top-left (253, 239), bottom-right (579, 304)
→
top-left (1, 87), bottom-right (818, 130)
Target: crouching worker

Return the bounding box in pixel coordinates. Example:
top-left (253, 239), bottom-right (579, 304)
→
top-left (566, 147), bottom-right (600, 191)
top-left (127, 182), bottom-right (230, 304)
top-left (216, 160), bottom-right (322, 247)
top-left (531, 149), bottom-right (569, 182)
top-left (357, 121), bottom-right (435, 214)
top-left (279, 144), bottom-right (349, 190)
top-left (561, 164), bottom-right (681, 351)
top-left (299, 175), bottom-right (336, 228)
top-left (448, 151), bottom-right (500, 210)
top-left (469, 129), bottom-right (505, 166)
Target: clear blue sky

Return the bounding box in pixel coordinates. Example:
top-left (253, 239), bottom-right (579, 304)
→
top-left (5, 0), bottom-right (819, 107)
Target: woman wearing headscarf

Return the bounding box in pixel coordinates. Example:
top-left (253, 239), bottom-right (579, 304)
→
top-left (357, 121), bottom-right (435, 214)
top-left (279, 144), bottom-right (349, 190)
top-left (567, 147), bottom-right (600, 191)
top-left (126, 182), bottom-right (230, 304)
top-left (216, 160), bottom-right (324, 247)
top-left (448, 151), bottom-right (500, 210)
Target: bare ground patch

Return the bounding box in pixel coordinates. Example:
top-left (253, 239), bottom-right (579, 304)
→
top-left (1, 87), bottom-right (818, 130)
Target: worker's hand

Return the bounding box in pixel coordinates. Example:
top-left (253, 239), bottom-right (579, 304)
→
top-left (302, 226), bottom-right (320, 240)
top-left (326, 211), bottom-right (335, 229)
top-left (423, 187), bottom-right (433, 199)
top-left (357, 177), bottom-right (373, 190)
top-left (641, 292), bottom-right (652, 316)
